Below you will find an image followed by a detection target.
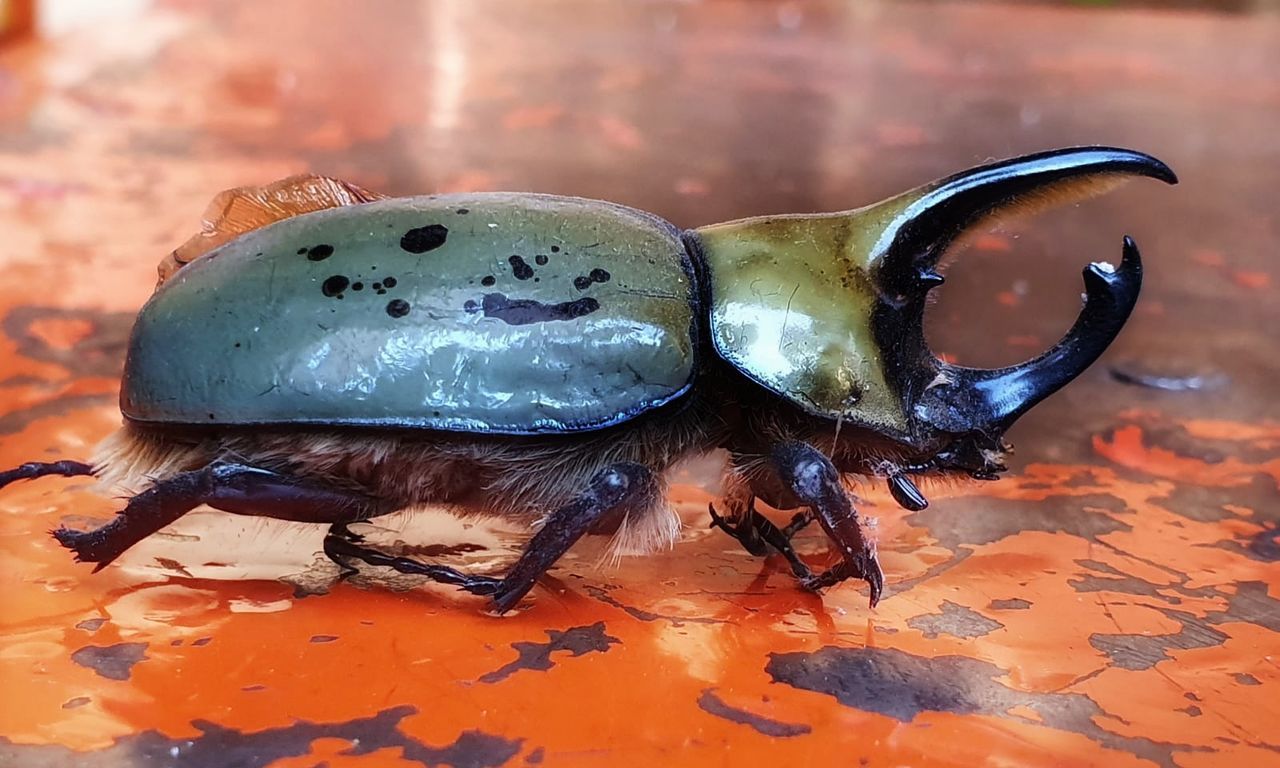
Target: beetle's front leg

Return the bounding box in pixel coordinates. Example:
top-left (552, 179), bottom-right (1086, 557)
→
top-left (771, 442), bottom-right (884, 606)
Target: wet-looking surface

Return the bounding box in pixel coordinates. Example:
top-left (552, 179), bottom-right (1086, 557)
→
top-left (0, 2), bottom-right (1276, 767)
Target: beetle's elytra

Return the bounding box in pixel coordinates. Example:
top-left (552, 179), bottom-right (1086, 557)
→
top-left (0, 147), bottom-right (1175, 612)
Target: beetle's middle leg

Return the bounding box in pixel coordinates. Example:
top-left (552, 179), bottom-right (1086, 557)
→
top-left (709, 499), bottom-right (815, 582)
top-left (53, 461), bottom-right (384, 571)
top-left (323, 462), bottom-right (658, 613)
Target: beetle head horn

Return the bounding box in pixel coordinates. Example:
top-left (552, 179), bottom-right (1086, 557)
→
top-left (869, 147), bottom-right (1176, 436)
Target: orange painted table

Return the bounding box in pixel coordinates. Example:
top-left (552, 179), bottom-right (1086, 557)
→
top-left (0, 2), bottom-right (1277, 766)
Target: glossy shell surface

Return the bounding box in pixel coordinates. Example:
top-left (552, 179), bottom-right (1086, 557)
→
top-left (694, 192), bottom-right (919, 434)
top-left (121, 194), bottom-right (697, 433)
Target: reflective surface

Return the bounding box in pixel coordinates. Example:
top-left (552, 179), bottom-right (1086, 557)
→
top-left (0, 2), bottom-right (1277, 767)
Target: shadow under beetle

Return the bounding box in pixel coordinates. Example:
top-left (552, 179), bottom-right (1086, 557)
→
top-left (0, 147), bottom-right (1176, 612)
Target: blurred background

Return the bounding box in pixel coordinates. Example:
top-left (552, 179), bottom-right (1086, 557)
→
top-left (1, 0), bottom-right (1275, 397)
top-left (0, 2), bottom-right (1276, 766)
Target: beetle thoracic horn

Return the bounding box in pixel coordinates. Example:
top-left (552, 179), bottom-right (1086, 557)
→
top-left (869, 146), bottom-right (1177, 434)
top-left (871, 146), bottom-right (1177, 295)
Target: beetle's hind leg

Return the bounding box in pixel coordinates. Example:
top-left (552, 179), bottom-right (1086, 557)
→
top-left (0, 460), bottom-right (95, 490)
top-left (52, 461), bottom-right (383, 571)
top-left (326, 462), bottom-right (658, 613)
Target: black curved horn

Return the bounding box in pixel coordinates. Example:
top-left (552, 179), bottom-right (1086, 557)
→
top-left (916, 237), bottom-right (1144, 433)
top-left (874, 147), bottom-right (1176, 295)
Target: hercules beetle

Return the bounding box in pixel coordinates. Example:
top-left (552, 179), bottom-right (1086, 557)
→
top-left (0, 147), bottom-right (1175, 612)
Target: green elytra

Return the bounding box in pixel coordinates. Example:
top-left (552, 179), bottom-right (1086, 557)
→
top-left (122, 194), bottom-right (698, 434)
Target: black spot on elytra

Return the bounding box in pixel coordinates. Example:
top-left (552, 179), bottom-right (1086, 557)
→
top-left (382, 276), bottom-right (397, 288)
top-left (550, 245), bottom-right (560, 253)
top-left (297, 247), bottom-right (307, 255)
top-left (351, 282), bottom-right (364, 291)
top-left (574, 268), bottom-right (611, 290)
top-left (535, 254), bottom-right (548, 266)
top-left (400, 224), bottom-right (448, 253)
top-left (386, 299), bottom-right (411, 318)
top-left (321, 275), bottom-right (349, 297)
top-left (509, 255), bottom-right (535, 280)
top-left (479, 622), bottom-right (619, 684)
top-left (305, 244), bottom-right (334, 261)
top-left (456, 207), bottom-right (469, 214)
top-left (467, 293), bottom-right (599, 326)
top-left (481, 275), bottom-right (496, 287)
top-left (372, 282), bottom-right (383, 290)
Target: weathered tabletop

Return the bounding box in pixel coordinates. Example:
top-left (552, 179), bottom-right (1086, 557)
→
top-left (0, 2), bottom-right (1276, 766)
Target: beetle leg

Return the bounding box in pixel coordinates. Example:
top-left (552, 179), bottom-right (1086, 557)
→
top-left (323, 522), bottom-right (366, 581)
top-left (771, 442), bottom-right (884, 607)
top-left (324, 463), bottom-right (657, 614)
top-left (745, 509), bottom-right (818, 582)
top-left (781, 510), bottom-right (814, 539)
top-left (52, 461), bottom-right (381, 572)
top-left (710, 500), bottom-right (816, 581)
top-left (320, 532), bottom-right (503, 595)
top-left (0, 460), bottom-right (94, 490)
top-left (708, 502), bottom-right (768, 556)
top-left (490, 462), bottom-right (656, 613)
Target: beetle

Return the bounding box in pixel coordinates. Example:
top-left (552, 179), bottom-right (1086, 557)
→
top-left (0, 147), bottom-right (1174, 612)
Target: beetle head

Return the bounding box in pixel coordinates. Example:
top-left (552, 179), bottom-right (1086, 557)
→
top-left (870, 148), bottom-right (1174, 479)
top-left (696, 147), bottom-right (1175, 480)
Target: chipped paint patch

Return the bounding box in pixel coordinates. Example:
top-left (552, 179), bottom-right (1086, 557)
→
top-left (906, 601), bottom-right (1004, 640)
top-left (479, 622), bottom-right (620, 684)
top-left (70, 643), bottom-right (148, 681)
top-left (766, 647), bottom-right (1209, 768)
top-left (696, 689), bottom-right (811, 737)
